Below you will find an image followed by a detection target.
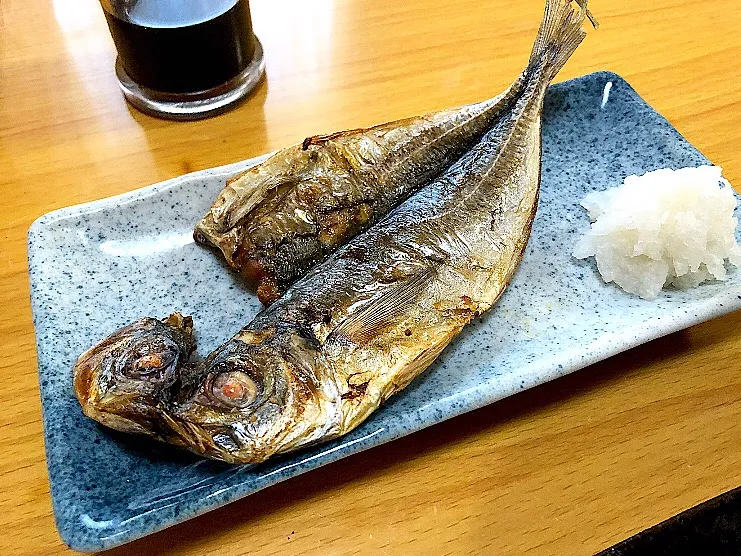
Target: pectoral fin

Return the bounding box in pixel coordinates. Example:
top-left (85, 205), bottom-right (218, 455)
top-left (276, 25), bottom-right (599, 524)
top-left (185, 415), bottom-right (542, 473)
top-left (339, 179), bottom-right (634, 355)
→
top-left (329, 268), bottom-right (433, 346)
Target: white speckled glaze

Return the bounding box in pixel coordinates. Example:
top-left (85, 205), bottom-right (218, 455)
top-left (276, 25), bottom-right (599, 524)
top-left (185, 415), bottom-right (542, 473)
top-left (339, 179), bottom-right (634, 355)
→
top-left (28, 72), bottom-right (741, 551)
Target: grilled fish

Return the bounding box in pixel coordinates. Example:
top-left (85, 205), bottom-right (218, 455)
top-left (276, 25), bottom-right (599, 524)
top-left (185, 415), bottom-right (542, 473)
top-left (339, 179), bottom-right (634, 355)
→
top-left (197, 88), bottom-right (527, 304)
top-left (74, 0), bottom-right (593, 463)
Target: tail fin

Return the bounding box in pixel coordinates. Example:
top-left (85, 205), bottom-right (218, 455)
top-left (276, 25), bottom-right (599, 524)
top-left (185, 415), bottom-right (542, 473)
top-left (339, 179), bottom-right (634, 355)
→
top-left (528, 0), bottom-right (597, 82)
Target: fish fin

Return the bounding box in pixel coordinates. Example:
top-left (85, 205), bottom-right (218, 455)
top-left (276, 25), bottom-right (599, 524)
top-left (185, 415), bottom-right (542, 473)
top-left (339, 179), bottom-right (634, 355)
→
top-left (302, 125), bottom-right (386, 150)
top-left (329, 268), bottom-right (433, 346)
top-left (529, 0), bottom-right (595, 82)
top-left (573, 0), bottom-right (599, 28)
top-left (222, 173), bottom-right (288, 229)
top-left (385, 329), bottom-right (459, 400)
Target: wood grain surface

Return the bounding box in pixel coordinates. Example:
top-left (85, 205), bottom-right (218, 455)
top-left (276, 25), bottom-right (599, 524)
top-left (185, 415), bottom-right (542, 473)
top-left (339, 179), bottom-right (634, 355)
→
top-left (2, 0), bottom-right (740, 554)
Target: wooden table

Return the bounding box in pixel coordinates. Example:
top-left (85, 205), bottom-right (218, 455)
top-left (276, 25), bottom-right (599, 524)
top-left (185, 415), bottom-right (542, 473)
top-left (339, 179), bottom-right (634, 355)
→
top-left (2, 0), bottom-right (740, 554)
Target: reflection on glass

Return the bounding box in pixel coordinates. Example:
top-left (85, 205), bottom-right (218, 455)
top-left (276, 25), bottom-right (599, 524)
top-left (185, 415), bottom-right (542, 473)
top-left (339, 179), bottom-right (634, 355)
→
top-left (68, 0), bottom-right (267, 119)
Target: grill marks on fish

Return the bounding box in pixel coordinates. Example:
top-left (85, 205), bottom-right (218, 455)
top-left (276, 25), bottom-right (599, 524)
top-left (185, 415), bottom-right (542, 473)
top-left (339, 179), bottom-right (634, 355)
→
top-left (73, 0), bottom-right (594, 464)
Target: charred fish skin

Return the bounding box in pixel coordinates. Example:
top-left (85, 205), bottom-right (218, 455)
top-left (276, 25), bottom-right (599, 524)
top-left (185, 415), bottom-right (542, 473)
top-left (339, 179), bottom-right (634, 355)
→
top-left (194, 90), bottom-right (531, 304)
top-left (73, 0), bottom-right (593, 464)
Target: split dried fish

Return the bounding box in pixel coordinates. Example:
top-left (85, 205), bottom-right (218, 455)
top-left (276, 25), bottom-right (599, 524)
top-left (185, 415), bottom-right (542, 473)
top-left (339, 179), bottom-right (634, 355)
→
top-left (74, 0), bottom-right (593, 463)
top-left (197, 86), bottom-right (521, 303)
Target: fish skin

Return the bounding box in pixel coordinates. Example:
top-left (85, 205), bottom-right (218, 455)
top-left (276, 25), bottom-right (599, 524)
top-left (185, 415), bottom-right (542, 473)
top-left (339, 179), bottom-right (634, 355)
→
top-left (74, 0), bottom-right (592, 464)
top-left (194, 92), bottom-right (527, 305)
top-left (74, 313), bottom-right (195, 436)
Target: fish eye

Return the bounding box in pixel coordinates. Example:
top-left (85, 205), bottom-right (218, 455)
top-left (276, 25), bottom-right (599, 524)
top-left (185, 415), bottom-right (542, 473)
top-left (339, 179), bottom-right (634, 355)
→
top-left (211, 370), bottom-right (259, 408)
top-left (123, 346), bottom-right (176, 378)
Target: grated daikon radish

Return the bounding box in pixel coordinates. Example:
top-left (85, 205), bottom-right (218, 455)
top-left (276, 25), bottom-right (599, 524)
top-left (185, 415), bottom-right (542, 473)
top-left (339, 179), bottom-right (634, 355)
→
top-left (573, 166), bottom-right (741, 299)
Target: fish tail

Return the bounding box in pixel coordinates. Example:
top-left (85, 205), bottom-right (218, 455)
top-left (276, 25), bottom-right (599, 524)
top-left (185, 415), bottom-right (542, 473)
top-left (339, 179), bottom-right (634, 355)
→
top-left (528, 0), bottom-right (597, 82)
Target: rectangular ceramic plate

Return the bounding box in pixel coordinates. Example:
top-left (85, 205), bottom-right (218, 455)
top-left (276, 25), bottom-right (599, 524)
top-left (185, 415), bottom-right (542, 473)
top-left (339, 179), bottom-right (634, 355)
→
top-left (28, 72), bottom-right (741, 551)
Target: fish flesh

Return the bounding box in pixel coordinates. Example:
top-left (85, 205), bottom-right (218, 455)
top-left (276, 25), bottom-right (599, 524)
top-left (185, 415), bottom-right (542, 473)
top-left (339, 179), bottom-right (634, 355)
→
top-left (196, 90), bottom-right (525, 304)
top-left (74, 0), bottom-right (593, 464)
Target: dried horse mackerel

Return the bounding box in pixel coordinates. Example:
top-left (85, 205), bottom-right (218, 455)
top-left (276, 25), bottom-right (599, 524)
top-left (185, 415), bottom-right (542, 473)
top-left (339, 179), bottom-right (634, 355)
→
top-left (74, 0), bottom-right (594, 464)
top-left (196, 97), bottom-right (518, 304)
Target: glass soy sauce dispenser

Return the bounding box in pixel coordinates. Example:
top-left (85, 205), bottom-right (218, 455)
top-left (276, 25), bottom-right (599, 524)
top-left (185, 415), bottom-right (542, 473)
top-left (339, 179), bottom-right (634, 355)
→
top-left (100, 0), bottom-right (265, 119)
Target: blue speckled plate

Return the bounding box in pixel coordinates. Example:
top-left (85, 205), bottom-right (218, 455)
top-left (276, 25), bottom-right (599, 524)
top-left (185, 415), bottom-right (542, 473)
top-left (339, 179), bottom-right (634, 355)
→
top-left (28, 72), bottom-right (741, 551)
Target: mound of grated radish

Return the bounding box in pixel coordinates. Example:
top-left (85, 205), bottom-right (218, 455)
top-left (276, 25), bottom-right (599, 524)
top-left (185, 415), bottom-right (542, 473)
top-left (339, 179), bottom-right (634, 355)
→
top-left (573, 166), bottom-right (741, 300)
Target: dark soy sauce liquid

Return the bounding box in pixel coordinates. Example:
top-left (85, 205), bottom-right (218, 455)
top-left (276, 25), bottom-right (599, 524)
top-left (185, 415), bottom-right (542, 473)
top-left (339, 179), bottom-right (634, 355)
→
top-left (103, 0), bottom-right (256, 93)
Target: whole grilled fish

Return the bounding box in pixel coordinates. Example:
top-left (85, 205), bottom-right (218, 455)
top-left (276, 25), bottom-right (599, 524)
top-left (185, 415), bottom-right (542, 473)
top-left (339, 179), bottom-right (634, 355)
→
top-left (196, 91), bottom-right (523, 304)
top-left (74, 0), bottom-right (593, 463)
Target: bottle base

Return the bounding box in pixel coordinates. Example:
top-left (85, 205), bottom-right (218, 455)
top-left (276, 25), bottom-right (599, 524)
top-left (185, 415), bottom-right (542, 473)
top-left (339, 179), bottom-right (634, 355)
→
top-left (115, 38), bottom-right (266, 121)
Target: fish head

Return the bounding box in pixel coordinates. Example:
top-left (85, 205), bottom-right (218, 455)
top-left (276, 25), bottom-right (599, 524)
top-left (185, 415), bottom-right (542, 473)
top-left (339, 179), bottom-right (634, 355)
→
top-left (166, 328), bottom-right (333, 463)
top-left (73, 313), bottom-right (195, 435)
